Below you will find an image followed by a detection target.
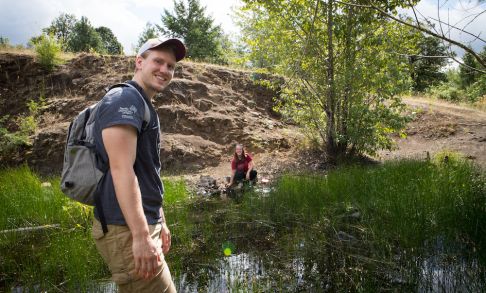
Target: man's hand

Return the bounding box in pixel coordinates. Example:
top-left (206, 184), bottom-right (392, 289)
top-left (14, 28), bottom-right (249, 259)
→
top-left (133, 234), bottom-right (162, 280)
top-left (160, 223), bottom-right (171, 254)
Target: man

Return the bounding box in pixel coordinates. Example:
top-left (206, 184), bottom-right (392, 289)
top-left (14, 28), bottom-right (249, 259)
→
top-left (91, 38), bottom-right (185, 292)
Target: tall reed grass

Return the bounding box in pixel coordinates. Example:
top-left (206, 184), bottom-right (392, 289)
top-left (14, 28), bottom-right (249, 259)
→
top-left (244, 154), bottom-right (486, 251)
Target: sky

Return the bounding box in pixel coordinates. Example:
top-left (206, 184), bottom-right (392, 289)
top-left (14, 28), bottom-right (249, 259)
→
top-left (0, 0), bottom-right (242, 54)
top-left (0, 0), bottom-right (484, 56)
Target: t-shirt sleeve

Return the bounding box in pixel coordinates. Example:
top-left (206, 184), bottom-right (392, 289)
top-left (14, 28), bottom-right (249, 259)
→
top-left (246, 154), bottom-right (253, 163)
top-left (231, 158), bottom-right (236, 170)
top-left (97, 87), bottom-right (146, 133)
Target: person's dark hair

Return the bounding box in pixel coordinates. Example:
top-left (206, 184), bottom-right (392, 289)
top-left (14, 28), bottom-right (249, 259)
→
top-left (233, 143), bottom-right (246, 162)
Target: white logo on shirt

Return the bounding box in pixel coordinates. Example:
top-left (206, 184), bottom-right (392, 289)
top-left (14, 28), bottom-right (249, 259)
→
top-left (118, 105), bottom-right (137, 119)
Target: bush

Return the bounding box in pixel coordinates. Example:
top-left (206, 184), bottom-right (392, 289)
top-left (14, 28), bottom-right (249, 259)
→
top-left (34, 34), bottom-right (61, 71)
top-left (0, 99), bottom-right (44, 164)
top-left (465, 74), bottom-right (486, 103)
top-left (427, 82), bottom-right (464, 102)
top-left (0, 36), bottom-right (10, 49)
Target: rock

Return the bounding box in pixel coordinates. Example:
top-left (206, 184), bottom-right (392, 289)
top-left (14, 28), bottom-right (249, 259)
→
top-left (196, 175), bottom-right (221, 197)
top-left (337, 231), bottom-right (357, 243)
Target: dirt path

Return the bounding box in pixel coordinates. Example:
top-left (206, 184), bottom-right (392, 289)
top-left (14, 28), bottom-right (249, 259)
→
top-left (380, 97), bottom-right (486, 167)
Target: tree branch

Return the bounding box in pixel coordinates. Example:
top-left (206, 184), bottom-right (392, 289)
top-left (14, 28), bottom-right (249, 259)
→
top-left (365, 0), bottom-right (486, 69)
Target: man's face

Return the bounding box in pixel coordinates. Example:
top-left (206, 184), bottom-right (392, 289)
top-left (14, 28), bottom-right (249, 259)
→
top-left (136, 48), bottom-right (176, 93)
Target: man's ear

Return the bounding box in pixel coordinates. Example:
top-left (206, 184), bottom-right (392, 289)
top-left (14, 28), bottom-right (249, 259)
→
top-left (135, 56), bottom-right (144, 70)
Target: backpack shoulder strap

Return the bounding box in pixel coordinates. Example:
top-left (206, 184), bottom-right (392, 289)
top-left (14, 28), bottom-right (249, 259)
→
top-left (106, 83), bottom-right (151, 131)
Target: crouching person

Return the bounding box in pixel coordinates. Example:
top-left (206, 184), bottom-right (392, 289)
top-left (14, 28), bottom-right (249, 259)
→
top-left (227, 143), bottom-right (258, 187)
top-left (91, 38), bottom-right (186, 293)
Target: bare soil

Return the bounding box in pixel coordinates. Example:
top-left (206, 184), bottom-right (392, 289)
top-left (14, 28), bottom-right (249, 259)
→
top-left (1, 53), bottom-right (484, 184)
top-left (379, 97), bottom-right (486, 167)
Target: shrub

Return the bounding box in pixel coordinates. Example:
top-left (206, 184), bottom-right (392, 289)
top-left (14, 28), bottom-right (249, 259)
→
top-left (465, 74), bottom-right (486, 103)
top-left (34, 34), bottom-right (61, 71)
top-left (0, 99), bottom-right (44, 164)
top-left (0, 36), bottom-right (10, 49)
top-left (427, 82), bottom-right (464, 102)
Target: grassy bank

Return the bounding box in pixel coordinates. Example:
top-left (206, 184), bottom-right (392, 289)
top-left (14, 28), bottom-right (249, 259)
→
top-left (0, 166), bottom-right (188, 291)
top-left (1, 155), bottom-right (485, 291)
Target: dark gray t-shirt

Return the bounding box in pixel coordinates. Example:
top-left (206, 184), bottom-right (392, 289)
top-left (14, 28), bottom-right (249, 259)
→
top-left (93, 81), bottom-right (163, 225)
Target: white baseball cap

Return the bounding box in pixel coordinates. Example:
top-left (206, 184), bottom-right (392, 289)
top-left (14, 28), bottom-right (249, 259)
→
top-left (137, 38), bottom-right (186, 61)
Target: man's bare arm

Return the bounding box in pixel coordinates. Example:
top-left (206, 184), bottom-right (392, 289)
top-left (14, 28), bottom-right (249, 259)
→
top-left (102, 125), bottom-right (161, 280)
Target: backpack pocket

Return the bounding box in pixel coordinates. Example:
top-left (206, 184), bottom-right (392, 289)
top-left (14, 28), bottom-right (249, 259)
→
top-left (61, 144), bottom-right (103, 205)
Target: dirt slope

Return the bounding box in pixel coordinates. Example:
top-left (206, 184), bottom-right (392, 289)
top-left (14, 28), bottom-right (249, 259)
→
top-left (380, 97), bottom-right (486, 167)
top-left (1, 53), bottom-right (484, 179)
top-left (0, 53), bottom-right (295, 174)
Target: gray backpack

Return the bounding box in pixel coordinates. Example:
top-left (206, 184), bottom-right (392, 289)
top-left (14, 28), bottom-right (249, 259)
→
top-left (60, 83), bottom-right (151, 205)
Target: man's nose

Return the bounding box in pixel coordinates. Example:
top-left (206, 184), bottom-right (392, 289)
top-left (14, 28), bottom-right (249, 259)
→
top-left (159, 65), bottom-right (170, 73)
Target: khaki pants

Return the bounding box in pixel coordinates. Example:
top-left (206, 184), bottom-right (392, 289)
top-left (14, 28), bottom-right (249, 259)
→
top-left (92, 219), bottom-right (176, 293)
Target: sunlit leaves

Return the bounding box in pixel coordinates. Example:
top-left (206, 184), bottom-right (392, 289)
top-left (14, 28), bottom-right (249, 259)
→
top-left (239, 0), bottom-right (414, 157)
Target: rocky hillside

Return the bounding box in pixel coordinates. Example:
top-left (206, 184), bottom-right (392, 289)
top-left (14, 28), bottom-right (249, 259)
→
top-left (0, 53), bottom-right (293, 174)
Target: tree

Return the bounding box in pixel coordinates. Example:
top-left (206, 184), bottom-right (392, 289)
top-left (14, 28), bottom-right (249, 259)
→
top-left (95, 26), bottom-right (123, 55)
top-left (459, 49), bottom-right (481, 88)
top-left (136, 22), bottom-right (159, 51)
top-left (409, 33), bottom-right (449, 92)
top-left (360, 0), bottom-right (486, 71)
top-left (42, 13), bottom-right (77, 50)
top-left (461, 46), bottom-right (486, 101)
top-left (67, 16), bottom-right (103, 53)
top-left (34, 34), bottom-right (61, 71)
top-left (0, 36), bottom-right (10, 48)
top-left (158, 0), bottom-right (224, 62)
top-left (239, 0), bottom-right (414, 161)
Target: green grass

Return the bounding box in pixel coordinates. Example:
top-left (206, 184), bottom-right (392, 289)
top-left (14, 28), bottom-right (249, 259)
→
top-left (0, 166), bottom-right (105, 291)
top-left (2, 156), bottom-right (485, 291)
top-left (0, 167), bottom-right (191, 291)
top-left (238, 154), bottom-right (486, 290)
top-left (244, 155), bottom-right (485, 247)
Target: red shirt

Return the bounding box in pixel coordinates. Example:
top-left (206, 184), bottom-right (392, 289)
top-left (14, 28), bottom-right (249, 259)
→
top-left (231, 154), bottom-right (253, 172)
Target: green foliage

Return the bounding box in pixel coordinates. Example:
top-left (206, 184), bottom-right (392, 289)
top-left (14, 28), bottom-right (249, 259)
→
top-left (136, 22), bottom-right (160, 51)
top-left (67, 16), bottom-right (104, 53)
top-left (33, 34), bottom-right (61, 71)
top-left (409, 33), bottom-right (449, 92)
top-left (428, 48), bottom-right (486, 104)
top-left (42, 13), bottom-right (77, 50)
top-left (428, 82), bottom-right (463, 101)
top-left (38, 13), bottom-right (123, 55)
top-left (219, 33), bottom-right (250, 67)
top-left (245, 158), bottom-right (486, 249)
top-left (459, 49), bottom-right (481, 88)
top-left (2, 163), bottom-right (484, 290)
top-left (239, 0), bottom-right (413, 158)
top-left (0, 36), bottom-right (10, 48)
top-left (0, 96), bottom-right (45, 164)
top-left (0, 166), bottom-right (106, 290)
top-left (95, 26), bottom-right (123, 55)
top-left (465, 73), bottom-right (486, 102)
top-left (159, 0), bottom-right (225, 63)
top-left (0, 167), bottom-right (191, 291)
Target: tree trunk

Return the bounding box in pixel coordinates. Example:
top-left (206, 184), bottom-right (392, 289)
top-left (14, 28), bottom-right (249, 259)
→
top-left (339, 4), bottom-right (355, 156)
top-left (325, 0), bottom-right (337, 162)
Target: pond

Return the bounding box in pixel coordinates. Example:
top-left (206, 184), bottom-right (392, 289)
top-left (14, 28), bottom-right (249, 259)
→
top-left (3, 159), bottom-right (486, 292)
